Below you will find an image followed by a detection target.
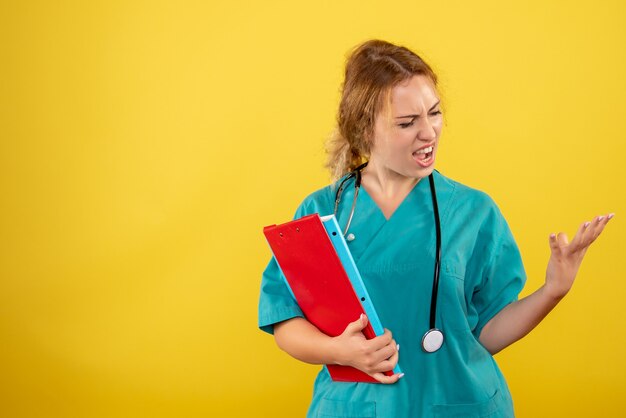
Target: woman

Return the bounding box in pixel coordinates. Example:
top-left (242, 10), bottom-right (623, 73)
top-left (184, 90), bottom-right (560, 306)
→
top-left (258, 39), bottom-right (612, 417)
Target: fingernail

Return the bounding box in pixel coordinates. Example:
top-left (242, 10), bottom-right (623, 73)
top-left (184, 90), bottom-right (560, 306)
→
top-left (398, 373), bottom-right (405, 379)
top-left (608, 213), bottom-right (615, 220)
top-left (584, 222), bottom-right (591, 228)
top-left (550, 233), bottom-right (556, 239)
top-left (598, 216), bottom-right (605, 221)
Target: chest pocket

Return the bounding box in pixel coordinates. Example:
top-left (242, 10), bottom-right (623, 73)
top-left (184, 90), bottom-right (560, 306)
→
top-left (437, 260), bottom-right (474, 332)
top-left (316, 398), bottom-right (376, 418)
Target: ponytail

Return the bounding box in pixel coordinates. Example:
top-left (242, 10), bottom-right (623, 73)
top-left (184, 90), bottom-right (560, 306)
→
top-left (325, 129), bottom-right (366, 181)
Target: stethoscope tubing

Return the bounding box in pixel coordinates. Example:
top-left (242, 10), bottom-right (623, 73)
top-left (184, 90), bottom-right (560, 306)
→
top-left (334, 162), bottom-right (443, 352)
top-left (333, 162), bottom-right (367, 236)
top-left (428, 174), bottom-right (441, 331)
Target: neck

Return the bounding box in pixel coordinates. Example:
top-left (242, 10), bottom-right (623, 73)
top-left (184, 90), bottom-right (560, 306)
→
top-left (361, 158), bottom-right (420, 198)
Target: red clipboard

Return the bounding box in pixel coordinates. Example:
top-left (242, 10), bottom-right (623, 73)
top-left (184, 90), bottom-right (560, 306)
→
top-left (263, 213), bottom-right (390, 383)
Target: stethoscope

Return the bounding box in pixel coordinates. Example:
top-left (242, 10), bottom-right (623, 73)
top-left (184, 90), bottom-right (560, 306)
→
top-left (333, 162), bottom-right (444, 353)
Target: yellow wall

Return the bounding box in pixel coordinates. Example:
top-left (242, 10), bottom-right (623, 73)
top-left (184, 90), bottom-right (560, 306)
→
top-left (1, 1), bottom-right (625, 416)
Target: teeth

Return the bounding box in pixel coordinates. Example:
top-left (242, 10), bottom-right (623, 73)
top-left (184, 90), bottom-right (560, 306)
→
top-left (415, 146), bottom-right (433, 155)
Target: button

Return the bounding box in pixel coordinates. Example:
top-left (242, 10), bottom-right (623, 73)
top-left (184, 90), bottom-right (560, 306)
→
top-left (346, 233), bottom-right (355, 242)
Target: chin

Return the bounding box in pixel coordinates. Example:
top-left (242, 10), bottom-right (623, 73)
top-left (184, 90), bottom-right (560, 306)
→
top-left (411, 164), bottom-right (435, 179)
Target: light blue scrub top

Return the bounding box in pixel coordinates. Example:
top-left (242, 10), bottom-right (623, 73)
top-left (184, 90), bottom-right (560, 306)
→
top-left (258, 170), bottom-right (526, 418)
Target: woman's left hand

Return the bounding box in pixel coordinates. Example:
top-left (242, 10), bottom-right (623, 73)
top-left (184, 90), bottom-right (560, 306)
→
top-left (545, 213), bottom-right (614, 299)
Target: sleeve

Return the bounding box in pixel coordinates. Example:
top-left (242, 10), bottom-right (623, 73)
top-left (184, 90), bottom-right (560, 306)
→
top-left (258, 257), bottom-right (304, 335)
top-left (257, 200), bottom-right (312, 335)
top-left (470, 204), bottom-right (527, 340)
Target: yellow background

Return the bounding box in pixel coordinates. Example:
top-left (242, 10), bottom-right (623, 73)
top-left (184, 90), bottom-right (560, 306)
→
top-left (1, 1), bottom-right (625, 417)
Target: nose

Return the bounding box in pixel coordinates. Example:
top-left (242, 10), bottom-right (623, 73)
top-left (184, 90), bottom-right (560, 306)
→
top-left (416, 116), bottom-right (437, 141)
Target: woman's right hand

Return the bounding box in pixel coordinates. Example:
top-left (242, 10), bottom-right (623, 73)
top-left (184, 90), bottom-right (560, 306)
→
top-left (332, 314), bottom-right (403, 384)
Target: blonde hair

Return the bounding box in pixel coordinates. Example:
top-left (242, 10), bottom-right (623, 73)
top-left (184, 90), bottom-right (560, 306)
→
top-left (326, 40), bottom-right (439, 180)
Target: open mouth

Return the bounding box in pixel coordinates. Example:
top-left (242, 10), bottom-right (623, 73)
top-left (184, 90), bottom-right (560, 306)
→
top-left (414, 146), bottom-right (433, 160)
top-left (413, 146), bottom-right (434, 166)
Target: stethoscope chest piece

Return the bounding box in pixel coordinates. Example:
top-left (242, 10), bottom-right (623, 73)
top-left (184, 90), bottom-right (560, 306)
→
top-left (421, 328), bottom-right (444, 353)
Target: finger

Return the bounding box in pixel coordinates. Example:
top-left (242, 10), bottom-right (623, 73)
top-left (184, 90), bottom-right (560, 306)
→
top-left (382, 342), bottom-right (400, 369)
top-left (385, 339), bottom-right (398, 357)
top-left (370, 339), bottom-right (399, 368)
top-left (556, 232), bottom-right (569, 247)
top-left (344, 314), bottom-right (368, 335)
top-left (586, 214), bottom-right (612, 244)
top-left (367, 329), bottom-right (393, 350)
top-left (581, 215), bottom-right (606, 247)
top-left (370, 357), bottom-right (398, 373)
top-left (370, 341), bottom-right (397, 365)
top-left (568, 220), bottom-right (591, 252)
top-left (549, 233), bottom-right (560, 252)
top-left (372, 371), bottom-right (404, 385)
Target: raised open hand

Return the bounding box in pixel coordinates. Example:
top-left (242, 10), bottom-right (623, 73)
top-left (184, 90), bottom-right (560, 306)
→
top-left (545, 213), bottom-right (614, 299)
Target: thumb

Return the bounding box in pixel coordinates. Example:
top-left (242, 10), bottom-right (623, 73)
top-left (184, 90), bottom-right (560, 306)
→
top-left (344, 313), bottom-right (368, 335)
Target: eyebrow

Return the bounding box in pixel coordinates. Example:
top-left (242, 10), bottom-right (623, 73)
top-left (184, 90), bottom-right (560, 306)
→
top-left (395, 100), bottom-right (441, 119)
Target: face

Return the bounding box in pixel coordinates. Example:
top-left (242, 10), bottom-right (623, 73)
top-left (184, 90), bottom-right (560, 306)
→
top-left (370, 75), bottom-right (443, 180)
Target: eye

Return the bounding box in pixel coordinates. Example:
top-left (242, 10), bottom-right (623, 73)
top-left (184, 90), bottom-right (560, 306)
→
top-left (398, 121), bottom-right (414, 129)
top-left (429, 110), bottom-right (442, 116)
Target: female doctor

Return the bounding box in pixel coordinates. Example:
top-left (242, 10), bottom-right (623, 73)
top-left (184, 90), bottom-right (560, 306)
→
top-left (258, 39), bottom-right (613, 417)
